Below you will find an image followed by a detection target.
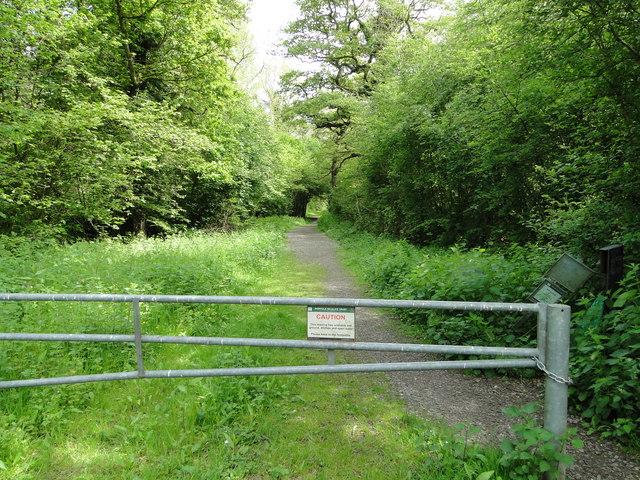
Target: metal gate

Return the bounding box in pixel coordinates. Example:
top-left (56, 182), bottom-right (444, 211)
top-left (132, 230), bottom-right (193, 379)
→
top-left (0, 293), bottom-right (570, 470)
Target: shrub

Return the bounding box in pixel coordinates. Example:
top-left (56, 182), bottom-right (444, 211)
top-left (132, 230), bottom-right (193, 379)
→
top-left (500, 403), bottom-right (582, 480)
top-left (570, 265), bottom-right (640, 443)
top-left (320, 215), bottom-right (639, 445)
top-left (396, 245), bottom-right (555, 348)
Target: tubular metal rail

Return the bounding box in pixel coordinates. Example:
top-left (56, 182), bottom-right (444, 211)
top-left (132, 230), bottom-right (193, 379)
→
top-left (0, 293), bottom-right (571, 476)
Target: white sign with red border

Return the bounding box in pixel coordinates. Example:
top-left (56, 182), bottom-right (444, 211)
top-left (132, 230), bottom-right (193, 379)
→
top-left (307, 306), bottom-right (355, 341)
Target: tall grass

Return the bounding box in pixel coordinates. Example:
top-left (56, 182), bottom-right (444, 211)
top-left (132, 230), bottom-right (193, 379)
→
top-left (1, 217), bottom-right (587, 478)
top-left (1, 217), bottom-right (479, 479)
top-left (1, 218), bottom-right (318, 478)
top-left (318, 212), bottom-right (639, 448)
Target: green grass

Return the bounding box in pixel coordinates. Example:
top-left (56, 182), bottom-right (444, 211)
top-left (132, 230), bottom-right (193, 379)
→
top-left (4, 217), bottom-right (573, 479)
top-left (0, 217), bottom-right (445, 479)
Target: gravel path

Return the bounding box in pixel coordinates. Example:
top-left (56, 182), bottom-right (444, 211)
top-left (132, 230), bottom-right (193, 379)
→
top-left (286, 222), bottom-right (640, 480)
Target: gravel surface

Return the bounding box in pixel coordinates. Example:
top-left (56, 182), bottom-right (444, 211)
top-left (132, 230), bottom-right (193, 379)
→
top-left (286, 222), bottom-right (640, 480)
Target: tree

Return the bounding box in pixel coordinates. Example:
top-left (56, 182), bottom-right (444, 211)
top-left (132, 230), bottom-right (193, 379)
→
top-left (280, 0), bottom-right (428, 187)
top-left (0, 1), bottom-right (137, 237)
top-left (327, 0), bottom-right (640, 259)
top-left (1, 0), bottom-right (319, 238)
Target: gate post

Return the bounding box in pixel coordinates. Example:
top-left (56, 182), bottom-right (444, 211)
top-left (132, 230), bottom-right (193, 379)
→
top-left (543, 304), bottom-right (571, 479)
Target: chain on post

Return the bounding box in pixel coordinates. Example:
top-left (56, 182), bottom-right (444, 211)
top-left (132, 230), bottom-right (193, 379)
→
top-left (532, 356), bottom-right (573, 385)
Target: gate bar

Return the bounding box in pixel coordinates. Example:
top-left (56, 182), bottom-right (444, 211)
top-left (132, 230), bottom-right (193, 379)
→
top-left (0, 333), bottom-right (539, 357)
top-left (0, 293), bottom-right (566, 478)
top-left (0, 358), bottom-right (537, 389)
top-left (0, 293), bottom-right (540, 313)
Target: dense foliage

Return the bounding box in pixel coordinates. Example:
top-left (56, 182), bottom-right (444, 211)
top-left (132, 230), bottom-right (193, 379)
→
top-left (2, 0), bottom-right (638, 464)
top-left (287, 0), bottom-right (640, 447)
top-left (0, 0), bottom-right (323, 240)
top-left (570, 266), bottom-right (640, 443)
top-left (0, 217), bottom-right (307, 477)
top-left (281, 0), bottom-right (430, 186)
top-left (319, 213), bottom-right (639, 445)
top-left (282, 0), bottom-right (640, 263)
top-left (318, 214), bottom-right (557, 349)
top-left (0, 218), bottom-right (585, 478)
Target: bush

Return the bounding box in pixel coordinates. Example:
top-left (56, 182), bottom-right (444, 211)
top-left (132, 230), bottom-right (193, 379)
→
top-left (320, 213), bottom-right (557, 349)
top-left (320, 215), bottom-right (639, 446)
top-left (396, 245), bottom-right (556, 348)
top-left (570, 265), bottom-right (640, 443)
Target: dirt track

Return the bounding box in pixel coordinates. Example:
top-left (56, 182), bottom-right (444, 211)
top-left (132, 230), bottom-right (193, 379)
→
top-left (286, 222), bottom-right (639, 480)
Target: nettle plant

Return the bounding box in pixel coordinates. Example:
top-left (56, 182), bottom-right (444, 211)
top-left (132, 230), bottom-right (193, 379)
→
top-left (413, 403), bottom-right (582, 480)
top-left (499, 403), bottom-right (583, 480)
top-left (570, 264), bottom-right (640, 444)
top-left (396, 245), bottom-right (552, 350)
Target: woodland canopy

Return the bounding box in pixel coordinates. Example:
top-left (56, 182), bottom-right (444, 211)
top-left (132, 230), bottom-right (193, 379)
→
top-left (0, 0), bottom-right (324, 239)
top-left (282, 0), bottom-right (640, 262)
top-left (1, 0), bottom-right (639, 263)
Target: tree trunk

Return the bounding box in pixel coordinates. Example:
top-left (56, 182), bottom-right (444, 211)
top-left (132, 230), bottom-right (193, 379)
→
top-left (114, 0), bottom-right (140, 96)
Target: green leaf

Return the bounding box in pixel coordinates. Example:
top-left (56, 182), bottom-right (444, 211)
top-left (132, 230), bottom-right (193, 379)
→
top-left (558, 453), bottom-right (575, 467)
top-left (571, 438), bottom-right (585, 449)
top-left (476, 471), bottom-right (494, 480)
top-left (539, 429), bottom-right (555, 442)
top-left (468, 425), bottom-right (482, 436)
top-left (613, 291), bottom-right (632, 309)
top-left (502, 406), bottom-right (520, 418)
top-left (518, 451), bottom-right (534, 460)
top-left (610, 349), bottom-right (630, 358)
top-left (500, 438), bottom-right (515, 453)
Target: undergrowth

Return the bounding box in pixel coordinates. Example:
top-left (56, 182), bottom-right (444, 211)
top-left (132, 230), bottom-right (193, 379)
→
top-left (570, 266), bottom-right (640, 447)
top-left (0, 215), bottom-right (616, 478)
top-left (318, 212), bottom-right (639, 447)
top-left (317, 213), bottom-right (556, 352)
top-left (0, 217), bottom-right (317, 478)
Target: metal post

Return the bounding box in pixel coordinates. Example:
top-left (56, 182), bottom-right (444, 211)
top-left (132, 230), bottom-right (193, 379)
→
top-left (327, 349), bottom-right (336, 365)
top-left (132, 300), bottom-right (145, 378)
top-left (543, 304), bottom-right (571, 480)
top-left (537, 303), bottom-right (548, 365)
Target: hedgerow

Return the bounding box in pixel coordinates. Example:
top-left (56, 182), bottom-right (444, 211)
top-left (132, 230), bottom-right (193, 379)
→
top-left (319, 213), bottom-right (639, 445)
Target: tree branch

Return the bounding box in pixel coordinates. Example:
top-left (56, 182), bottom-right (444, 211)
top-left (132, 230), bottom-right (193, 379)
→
top-left (114, 0), bottom-right (140, 96)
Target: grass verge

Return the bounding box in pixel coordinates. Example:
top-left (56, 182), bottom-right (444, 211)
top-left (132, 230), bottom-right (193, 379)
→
top-left (1, 217), bottom-right (480, 479)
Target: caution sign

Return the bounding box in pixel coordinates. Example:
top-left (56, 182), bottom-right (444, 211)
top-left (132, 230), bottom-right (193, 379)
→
top-left (307, 306), bottom-right (355, 341)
